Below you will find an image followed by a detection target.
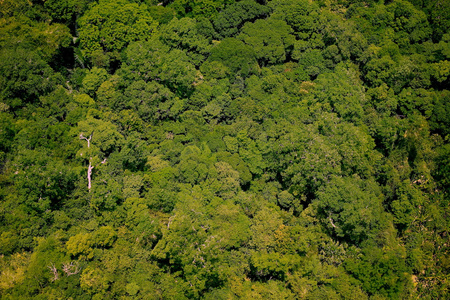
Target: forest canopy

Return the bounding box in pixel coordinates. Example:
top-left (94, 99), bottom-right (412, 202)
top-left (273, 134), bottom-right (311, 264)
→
top-left (0, 0), bottom-right (449, 299)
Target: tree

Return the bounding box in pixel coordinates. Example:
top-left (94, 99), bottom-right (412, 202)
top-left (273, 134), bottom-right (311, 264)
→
top-left (176, 143), bottom-right (216, 185)
top-left (120, 39), bottom-right (198, 97)
top-left (43, 0), bottom-right (92, 24)
top-left (238, 18), bottom-right (295, 66)
top-left (429, 90), bottom-right (450, 136)
top-left (160, 17), bottom-right (212, 66)
top-left (280, 130), bottom-right (342, 198)
top-left (292, 48), bottom-right (327, 78)
top-left (345, 243), bottom-right (412, 298)
top-left (307, 63), bottom-right (366, 123)
top-left (0, 110), bottom-right (16, 157)
top-left (0, 48), bottom-right (61, 110)
top-left (11, 148), bottom-right (77, 213)
top-left (81, 67), bottom-right (109, 97)
top-left (0, 0), bottom-right (448, 298)
top-left (320, 9), bottom-right (368, 63)
top-left (347, 0), bottom-right (431, 48)
top-left (76, 115), bottom-right (124, 193)
top-left (0, 14), bottom-right (71, 61)
top-left (212, 0), bottom-right (271, 38)
top-left (78, 0), bottom-right (158, 64)
top-left (270, 0), bottom-right (321, 41)
top-left (169, 0), bottom-right (235, 19)
top-left (151, 186), bottom-right (242, 297)
top-left (314, 175), bottom-right (387, 244)
top-left (390, 0), bottom-right (431, 45)
top-left (206, 38), bottom-right (259, 78)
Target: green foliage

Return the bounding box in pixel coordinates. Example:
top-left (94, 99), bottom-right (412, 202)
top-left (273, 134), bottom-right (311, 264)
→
top-left (81, 67), bottom-right (109, 97)
top-left (0, 231), bottom-right (19, 255)
top-left (293, 48), bottom-right (327, 78)
top-left (345, 244), bottom-right (412, 298)
top-left (152, 186), bottom-right (251, 297)
top-left (212, 0), bottom-right (271, 38)
top-left (390, 0), bottom-right (431, 44)
top-left (148, 5), bottom-right (176, 24)
top-left (78, 0), bottom-right (158, 62)
top-left (123, 80), bottom-right (178, 122)
top-left (77, 115), bottom-right (124, 156)
top-left (429, 90), bottom-right (450, 136)
top-left (176, 143), bottom-right (216, 184)
top-left (12, 148), bottom-right (77, 212)
top-left (120, 39), bottom-right (198, 97)
top-left (206, 38), bottom-right (259, 78)
top-left (169, 0), bottom-right (234, 18)
top-left (160, 17), bottom-right (211, 65)
top-left (66, 232), bottom-right (95, 260)
top-left (309, 63), bottom-right (366, 123)
top-left (280, 130), bottom-right (342, 197)
top-left (80, 266), bottom-right (110, 294)
top-left (44, 0), bottom-right (93, 24)
top-left (270, 0), bottom-right (322, 43)
top-left (348, 0), bottom-right (431, 47)
top-left (315, 176), bottom-right (387, 244)
top-left (0, 15), bottom-right (71, 60)
top-left (0, 111), bottom-right (16, 154)
top-left (1, 0), bottom-right (448, 298)
top-left (238, 18), bottom-right (295, 66)
top-left (434, 144), bottom-right (450, 193)
top-left (0, 48), bottom-right (61, 109)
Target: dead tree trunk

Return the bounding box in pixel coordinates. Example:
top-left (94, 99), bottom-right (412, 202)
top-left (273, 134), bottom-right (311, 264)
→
top-left (80, 133), bottom-right (93, 192)
top-left (87, 162), bottom-right (94, 192)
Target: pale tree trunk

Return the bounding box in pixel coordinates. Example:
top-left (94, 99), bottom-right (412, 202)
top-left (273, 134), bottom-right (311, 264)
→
top-left (329, 212), bottom-right (338, 229)
top-left (87, 161), bottom-right (94, 193)
top-left (80, 133), bottom-right (93, 192)
top-left (79, 133), bottom-right (92, 148)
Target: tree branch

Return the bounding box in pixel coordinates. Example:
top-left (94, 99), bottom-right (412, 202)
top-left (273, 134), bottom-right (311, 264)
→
top-left (79, 132), bottom-right (93, 148)
top-left (48, 263), bottom-right (59, 282)
top-left (329, 213), bottom-right (338, 229)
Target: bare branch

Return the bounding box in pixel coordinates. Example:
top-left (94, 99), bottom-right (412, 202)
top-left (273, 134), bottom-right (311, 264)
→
top-left (48, 263), bottom-right (59, 282)
top-left (62, 261), bottom-right (81, 276)
top-left (329, 213), bottom-right (338, 229)
top-left (79, 132), bottom-right (93, 148)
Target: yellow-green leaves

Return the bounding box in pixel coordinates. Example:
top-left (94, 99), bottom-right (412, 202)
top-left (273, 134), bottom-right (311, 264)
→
top-left (66, 226), bottom-right (117, 260)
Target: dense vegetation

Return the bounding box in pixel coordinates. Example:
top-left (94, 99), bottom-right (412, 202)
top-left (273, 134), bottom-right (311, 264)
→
top-left (0, 0), bottom-right (449, 298)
